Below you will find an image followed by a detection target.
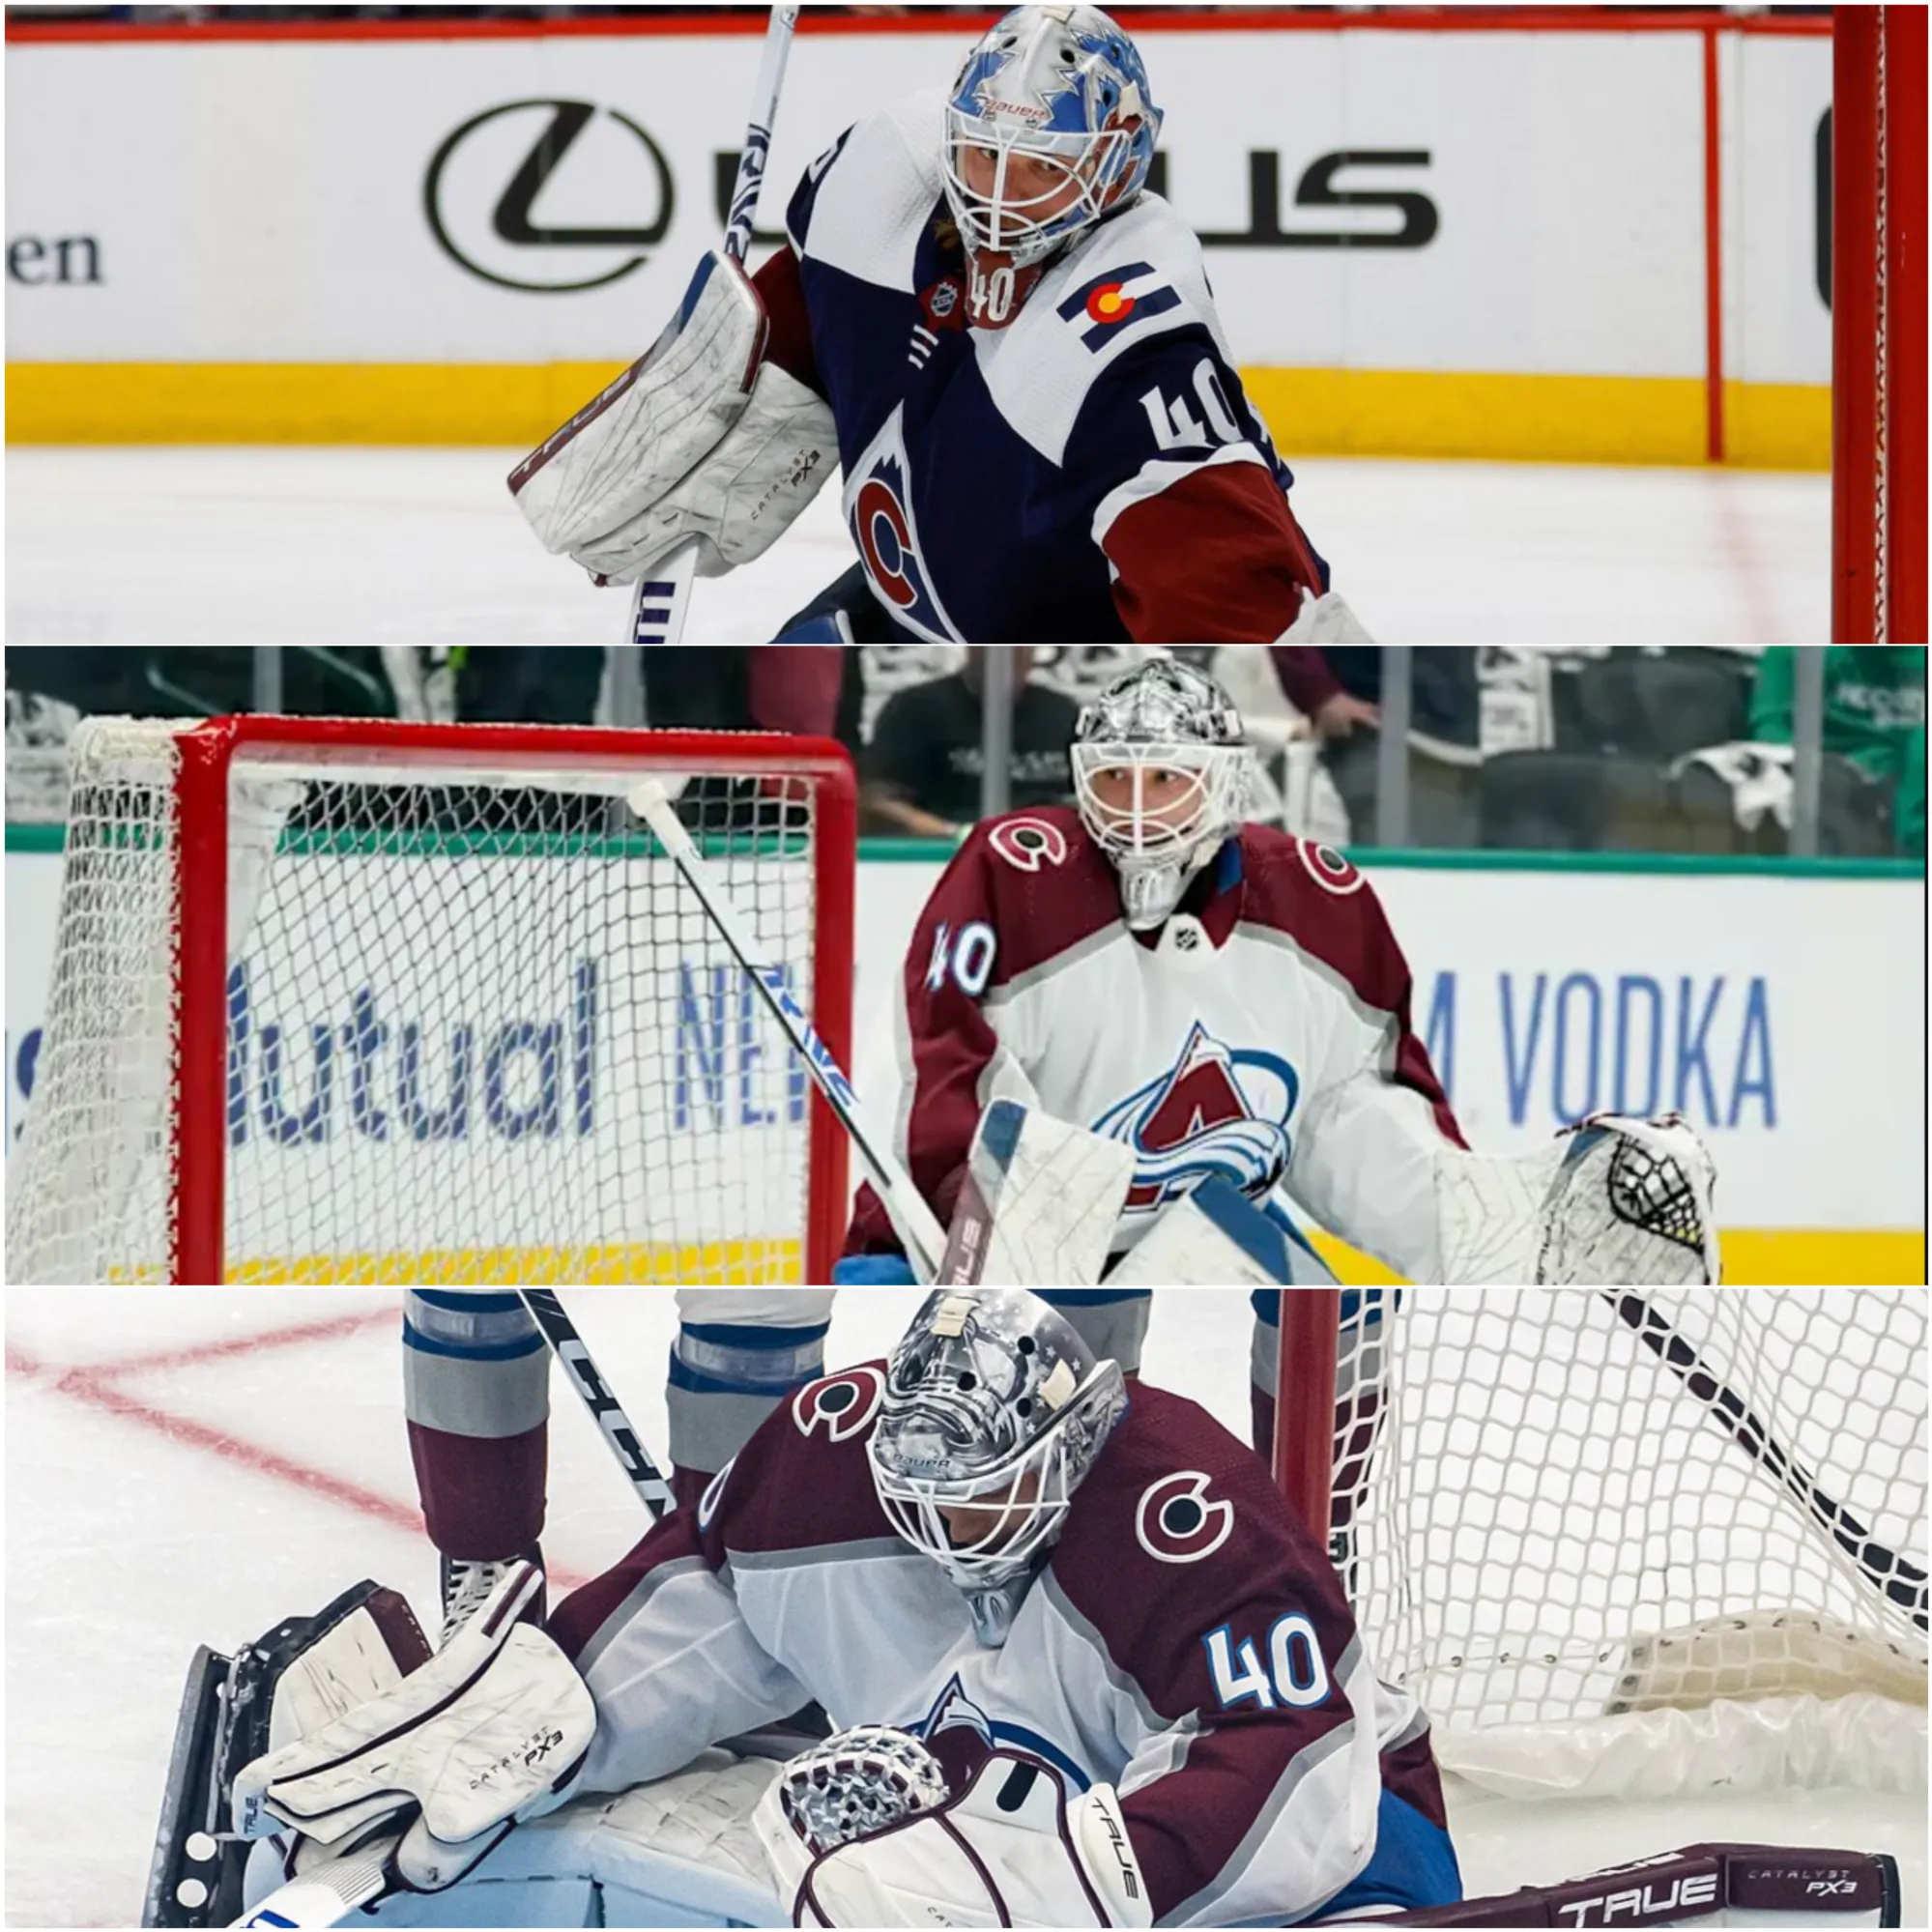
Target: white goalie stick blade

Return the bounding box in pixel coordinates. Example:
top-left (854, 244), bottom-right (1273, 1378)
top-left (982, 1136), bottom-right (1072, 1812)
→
top-left (1108, 1178), bottom-right (1316, 1286)
top-left (937, 1101), bottom-right (1136, 1287)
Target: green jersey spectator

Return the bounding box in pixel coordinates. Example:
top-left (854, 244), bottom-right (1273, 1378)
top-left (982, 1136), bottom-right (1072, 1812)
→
top-left (1748, 647), bottom-right (1927, 784)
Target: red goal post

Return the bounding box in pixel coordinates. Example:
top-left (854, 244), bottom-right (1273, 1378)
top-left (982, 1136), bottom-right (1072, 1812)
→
top-left (10, 715), bottom-right (857, 1285)
top-left (1831, 4), bottom-right (1928, 644)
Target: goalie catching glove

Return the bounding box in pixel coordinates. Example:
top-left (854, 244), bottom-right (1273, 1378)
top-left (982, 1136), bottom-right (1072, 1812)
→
top-left (507, 250), bottom-right (835, 586)
top-left (229, 1561), bottom-right (593, 1894)
top-left (1437, 1110), bottom-right (1719, 1285)
top-left (755, 1732), bottom-right (1151, 1929)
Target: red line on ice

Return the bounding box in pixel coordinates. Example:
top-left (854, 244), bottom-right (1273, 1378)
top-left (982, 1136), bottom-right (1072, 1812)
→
top-left (7, 1325), bottom-right (591, 1590)
top-left (85, 1302), bottom-right (398, 1379)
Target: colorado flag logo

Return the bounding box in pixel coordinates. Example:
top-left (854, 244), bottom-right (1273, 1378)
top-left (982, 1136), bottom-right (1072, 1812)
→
top-left (1056, 262), bottom-right (1181, 351)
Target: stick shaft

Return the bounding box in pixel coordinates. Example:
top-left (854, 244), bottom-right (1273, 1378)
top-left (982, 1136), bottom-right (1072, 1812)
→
top-left (623, 3), bottom-right (798, 649)
top-left (634, 780), bottom-right (944, 1279)
top-left (724, 5), bottom-right (801, 265)
top-left (518, 1290), bottom-right (676, 1521)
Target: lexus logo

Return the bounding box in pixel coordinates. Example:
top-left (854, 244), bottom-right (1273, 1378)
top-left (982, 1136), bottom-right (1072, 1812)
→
top-left (424, 99), bottom-right (674, 292)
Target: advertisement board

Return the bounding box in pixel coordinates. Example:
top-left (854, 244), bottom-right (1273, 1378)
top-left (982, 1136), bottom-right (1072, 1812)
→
top-left (8, 840), bottom-right (1922, 1283)
top-left (6, 12), bottom-right (1834, 465)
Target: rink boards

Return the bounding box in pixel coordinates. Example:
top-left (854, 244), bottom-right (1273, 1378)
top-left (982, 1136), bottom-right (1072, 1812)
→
top-left (7, 843), bottom-right (1921, 1284)
top-left (8, 12), bottom-right (1837, 468)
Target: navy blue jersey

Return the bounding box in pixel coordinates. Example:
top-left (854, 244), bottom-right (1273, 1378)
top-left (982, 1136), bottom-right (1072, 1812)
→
top-left (772, 90), bottom-right (1327, 645)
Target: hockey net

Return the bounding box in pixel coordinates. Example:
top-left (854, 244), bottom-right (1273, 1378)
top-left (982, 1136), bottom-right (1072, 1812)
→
top-left (6, 715), bottom-right (855, 1285)
top-left (1277, 1288), bottom-right (1927, 1798)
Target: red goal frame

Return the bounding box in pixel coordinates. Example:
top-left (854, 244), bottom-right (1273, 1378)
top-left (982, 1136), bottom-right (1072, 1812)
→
top-left (1272, 1289), bottom-right (1342, 1536)
top-left (162, 716), bottom-right (856, 1284)
top-left (1831, 5), bottom-right (1928, 644)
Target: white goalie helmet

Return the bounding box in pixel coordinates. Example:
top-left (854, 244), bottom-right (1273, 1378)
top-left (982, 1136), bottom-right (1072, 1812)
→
top-left (941, 5), bottom-right (1163, 274)
top-left (869, 1291), bottom-right (1128, 1622)
top-left (1072, 656), bottom-right (1254, 930)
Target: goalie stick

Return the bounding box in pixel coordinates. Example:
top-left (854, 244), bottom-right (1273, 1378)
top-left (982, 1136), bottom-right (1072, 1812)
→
top-left (633, 776), bottom-right (947, 1279)
top-left (626, 3), bottom-right (799, 648)
top-left (1604, 1292), bottom-right (1929, 1632)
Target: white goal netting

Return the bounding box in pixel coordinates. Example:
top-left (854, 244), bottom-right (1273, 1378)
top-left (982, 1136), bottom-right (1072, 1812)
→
top-left (1325, 1288), bottom-right (1927, 1796)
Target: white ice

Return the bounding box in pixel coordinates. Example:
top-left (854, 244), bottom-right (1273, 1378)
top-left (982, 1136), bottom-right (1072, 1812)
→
top-left (6, 1287), bottom-right (1919, 1928)
top-left (6, 447), bottom-right (1829, 646)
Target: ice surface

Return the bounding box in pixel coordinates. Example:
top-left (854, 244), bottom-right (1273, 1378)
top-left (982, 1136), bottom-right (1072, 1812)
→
top-left (6, 447), bottom-right (1829, 646)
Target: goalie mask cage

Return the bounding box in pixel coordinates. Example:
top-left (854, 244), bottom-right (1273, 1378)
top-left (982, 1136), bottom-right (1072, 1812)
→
top-left (1831, 4), bottom-right (1928, 644)
top-left (6, 715), bottom-right (856, 1286)
top-left (1276, 1288), bottom-right (1927, 1797)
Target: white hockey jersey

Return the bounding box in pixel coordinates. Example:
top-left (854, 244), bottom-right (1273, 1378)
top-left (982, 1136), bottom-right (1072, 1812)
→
top-left (844, 808), bottom-right (1464, 1277)
top-left (547, 1369), bottom-right (1460, 1924)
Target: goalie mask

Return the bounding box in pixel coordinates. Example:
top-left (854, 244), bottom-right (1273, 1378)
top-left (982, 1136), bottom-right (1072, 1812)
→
top-left (869, 1291), bottom-right (1128, 1635)
top-left (942, 5), bottom-right (1162, 328)
top-left (1073, 657), bottom-right (1253, 931)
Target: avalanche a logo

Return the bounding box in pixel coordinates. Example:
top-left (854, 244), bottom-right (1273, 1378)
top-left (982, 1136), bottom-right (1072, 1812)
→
top-left (844, 407), bottom-right (964, 644)
top-left (1093, 1022), bottom-right (1297, 1217)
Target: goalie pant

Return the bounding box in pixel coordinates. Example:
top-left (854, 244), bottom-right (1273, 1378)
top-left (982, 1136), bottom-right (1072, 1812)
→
top-left (404, 1287), bottom-right (1205, 1556)
top-left (544, 1367), bottom-right (1460, 1927)
top-left (844, 804), bottom-right (1464, 1275)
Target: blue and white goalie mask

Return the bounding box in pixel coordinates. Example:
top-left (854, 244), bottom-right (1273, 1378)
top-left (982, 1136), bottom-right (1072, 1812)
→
top-left (1073, 657), bottom-right (1253, 931)
top-left (869, 1290), bottom-right (1128, 1597)
top-left (942, 5), bottom-right (1162, 300)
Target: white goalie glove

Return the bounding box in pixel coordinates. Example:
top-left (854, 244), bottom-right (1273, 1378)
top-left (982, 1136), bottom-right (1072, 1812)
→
top-left (1278, 588), bottom-right (1375, 643)
top-left (1438, 1110), bottom-right (1720, 1284)
top-left (753, 1724), bottom-right (952, 1906)
top-left (760, 1739), bottom-right (1152, 1930)
top-left (231, 1562), bottom-right (595, 1893)
top-left (508, 249), bottom-right (835, 586)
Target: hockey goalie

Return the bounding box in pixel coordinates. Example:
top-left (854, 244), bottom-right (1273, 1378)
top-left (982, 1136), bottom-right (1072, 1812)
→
top-left (151, 1291), bottom-right (1895, 1931)
top-left (837, 654), bottom-right (1719, 1290)
top-left (164, 1290), bottom-right (1459, 1928)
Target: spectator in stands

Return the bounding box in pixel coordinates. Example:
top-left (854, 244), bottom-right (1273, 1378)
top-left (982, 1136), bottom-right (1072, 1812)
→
top-left (638, 644), bottom-right (843, 737)
top-left (1748, 648), bottom-right (1926, 791)
top-left (1898, 727), bottom-right (1925, 860)
top-left (861, 646), bottom-right (1079, 840)
top-left (1268, 647), bottom-right (1480, 847)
